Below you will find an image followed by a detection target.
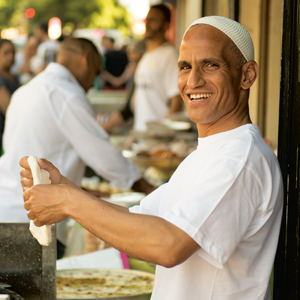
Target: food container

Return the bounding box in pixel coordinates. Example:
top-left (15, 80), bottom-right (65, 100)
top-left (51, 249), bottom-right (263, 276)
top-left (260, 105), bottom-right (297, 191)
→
top-left (130, 154), bottom-right (184, 169)
top-left (102, 192), bottom-right (146, 208)
top-left (56, 269), bottom-right (155, 300)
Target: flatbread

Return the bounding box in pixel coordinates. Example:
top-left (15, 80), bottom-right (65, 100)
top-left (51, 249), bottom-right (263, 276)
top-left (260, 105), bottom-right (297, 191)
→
top-left (27, 156), bottom-right (52, 246)
top-left (56, 269), bottom-right (154, 299)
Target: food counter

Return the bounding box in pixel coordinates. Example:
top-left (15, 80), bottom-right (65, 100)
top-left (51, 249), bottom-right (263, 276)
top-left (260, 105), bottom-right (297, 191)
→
top-left (0, 223), bottom-right (56, 299)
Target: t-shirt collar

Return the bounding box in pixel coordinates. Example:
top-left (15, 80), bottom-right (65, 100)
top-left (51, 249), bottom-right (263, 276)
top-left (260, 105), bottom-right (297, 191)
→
top-left (197, 124), bottom-right (260, 147)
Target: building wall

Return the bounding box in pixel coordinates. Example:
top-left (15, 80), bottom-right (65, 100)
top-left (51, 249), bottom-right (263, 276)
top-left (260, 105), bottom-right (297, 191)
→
top-left (176, 0), bottom-right (203, 47)
top-left (240, 0), bottom-right (283, 150)
top-left (239, 0), bottom-right (262, 127)
top-left (264, 0), bottom-right (283, 150)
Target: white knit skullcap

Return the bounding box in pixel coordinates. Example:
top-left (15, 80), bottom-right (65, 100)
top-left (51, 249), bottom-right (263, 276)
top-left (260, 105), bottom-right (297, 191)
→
top-left (183, 16), bottom-right (254, 62)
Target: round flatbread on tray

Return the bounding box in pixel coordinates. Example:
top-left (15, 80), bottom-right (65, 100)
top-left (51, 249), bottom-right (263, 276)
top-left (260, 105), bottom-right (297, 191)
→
top-left (56, 269), bottom-right (155, 299)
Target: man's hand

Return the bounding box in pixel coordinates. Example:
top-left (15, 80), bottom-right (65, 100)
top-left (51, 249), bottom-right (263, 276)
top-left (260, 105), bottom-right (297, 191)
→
top-left (19, 156), bottom-right (62, 192)
top-left (23, 183), bottom-right (78, 226)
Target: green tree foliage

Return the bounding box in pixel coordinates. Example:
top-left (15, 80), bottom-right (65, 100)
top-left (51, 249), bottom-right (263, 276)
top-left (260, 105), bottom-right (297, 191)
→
top-left (0, 0), bottom-right (19, 30)
top-left (0, 0), bottom-right (129, 35)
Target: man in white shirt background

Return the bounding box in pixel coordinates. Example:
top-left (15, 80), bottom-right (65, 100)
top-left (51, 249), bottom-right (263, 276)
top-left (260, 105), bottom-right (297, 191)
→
top-left (20, 17), bottom-right (283, 299)
top-left (133, 4), bottom-right (182, 132)
top-left (0, 37), bottom-right (154, 259)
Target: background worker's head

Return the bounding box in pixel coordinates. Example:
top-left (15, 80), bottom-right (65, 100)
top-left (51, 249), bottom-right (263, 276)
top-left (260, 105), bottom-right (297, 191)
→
top-left (57, 38), bottom-right (102, 92)
top-left (145, 4), bottom-right (171, 40)
top-left (178, 16), bottom-right (258, 133)
top-left (0, 39), bottom-right (15, 72)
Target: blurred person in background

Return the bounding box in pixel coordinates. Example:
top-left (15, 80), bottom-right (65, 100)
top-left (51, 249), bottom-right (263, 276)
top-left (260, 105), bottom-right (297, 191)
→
top-left (100, 36), bottom-right (129, 90)
top-left (0, 39), bottom-right (20, 156)
top-left (100, 36), bottom-right (115, 54)
top-left (101, 39), bottom-right (146, 89)
top-left (133, 4), bottom-right (182, 132)
top-left (0, 37), bottom-right (154, 258)
top-left (101, 39), bottom-right (146, 133)
top-left (34, 21), bottom-right (60, 74)
top-left (11, 34), bottom-right (40, 85)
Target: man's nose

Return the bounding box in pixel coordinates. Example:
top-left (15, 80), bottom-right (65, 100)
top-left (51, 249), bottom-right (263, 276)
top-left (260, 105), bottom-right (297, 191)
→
top-left (187, 68), bottom-right (206, 88)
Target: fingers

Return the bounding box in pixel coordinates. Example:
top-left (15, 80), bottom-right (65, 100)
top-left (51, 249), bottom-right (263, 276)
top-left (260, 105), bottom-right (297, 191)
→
top-left (20, 166), bottom-right (33, 191)
top-left (23, 188), bottom-right (50, 226)
top-left (37, 157), bottom-right (56, 173)
top-left (19, 156), bottom-right (30, 169)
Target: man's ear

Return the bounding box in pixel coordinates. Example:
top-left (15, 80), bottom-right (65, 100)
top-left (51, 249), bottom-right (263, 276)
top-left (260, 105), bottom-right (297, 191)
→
top-left (80, 51), bottom-right (89, 69)
top-left (241, 61), bottom-right (259, 90)
top-left (164, 22), bottom-right (170, 33)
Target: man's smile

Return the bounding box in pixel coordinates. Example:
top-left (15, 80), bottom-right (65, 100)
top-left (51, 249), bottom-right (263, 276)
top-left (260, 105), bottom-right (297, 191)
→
top-left (188, 93), bottom-right (212, 101)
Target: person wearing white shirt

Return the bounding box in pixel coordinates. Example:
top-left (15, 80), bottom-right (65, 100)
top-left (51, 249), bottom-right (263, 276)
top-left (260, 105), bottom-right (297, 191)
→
top-left (20, 17), bottom-right (283, 299)
top-left (0, 38), bottom-right (154, 259)
top-left (133, 4), bottom-right (182, 132)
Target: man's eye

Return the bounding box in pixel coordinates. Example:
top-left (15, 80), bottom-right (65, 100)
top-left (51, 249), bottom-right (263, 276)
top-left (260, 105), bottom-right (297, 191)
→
top-left (206, 63), bottom-right (218, 68)
top-left (180, 65), bottom-right (190, 71)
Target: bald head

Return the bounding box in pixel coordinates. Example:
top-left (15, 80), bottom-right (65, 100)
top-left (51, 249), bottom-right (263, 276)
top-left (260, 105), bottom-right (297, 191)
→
top-left (57, 38), bottom-right (102, 91)
top-left (57, 38), bottom-right (102, 70)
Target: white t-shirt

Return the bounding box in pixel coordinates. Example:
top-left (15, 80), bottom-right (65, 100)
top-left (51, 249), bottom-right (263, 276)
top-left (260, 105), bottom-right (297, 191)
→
top-left (133, 43), bottom-right (180, 131)
top-left (130, 124), bottom-right (283, 300)
top-left (0, 63), bottom-right (141, 244)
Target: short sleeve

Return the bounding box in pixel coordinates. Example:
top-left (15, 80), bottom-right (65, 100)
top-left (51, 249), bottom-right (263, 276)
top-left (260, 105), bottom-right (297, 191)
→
top-left (129, 183), bottom-right (168, 216)
top-left (162, 156), bottom-right (262, 268)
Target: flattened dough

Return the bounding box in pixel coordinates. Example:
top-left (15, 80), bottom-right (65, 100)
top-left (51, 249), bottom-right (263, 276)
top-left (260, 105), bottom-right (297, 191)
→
top-left (28, 156), bottom-right (52, 246)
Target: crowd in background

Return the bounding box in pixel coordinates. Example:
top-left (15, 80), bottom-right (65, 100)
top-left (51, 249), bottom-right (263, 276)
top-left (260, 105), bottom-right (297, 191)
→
top-left (0, 21), bottom-right (149, 156)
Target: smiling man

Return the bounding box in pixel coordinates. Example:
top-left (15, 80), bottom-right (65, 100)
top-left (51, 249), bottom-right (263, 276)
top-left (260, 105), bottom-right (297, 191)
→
top-left (20, 17), bottom-right (283, 299)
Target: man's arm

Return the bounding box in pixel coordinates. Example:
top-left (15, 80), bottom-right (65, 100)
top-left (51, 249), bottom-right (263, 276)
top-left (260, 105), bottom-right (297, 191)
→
top-left (20, 157), bottom-right (199, 267)
top-left (24, 184), bottom-right (199, 268)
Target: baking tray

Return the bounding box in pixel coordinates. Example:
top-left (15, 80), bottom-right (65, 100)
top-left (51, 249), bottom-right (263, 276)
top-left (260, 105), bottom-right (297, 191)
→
top-left (56, 269), bottom-right (155, 300)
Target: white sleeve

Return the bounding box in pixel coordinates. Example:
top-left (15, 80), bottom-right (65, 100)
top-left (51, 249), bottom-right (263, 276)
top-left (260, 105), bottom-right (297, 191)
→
top-left (53, 93), bottom-right (141, 190)
top-left (162, 156), bottom-right (262, 268)
top-left (163, 48), bottom-right (180, 99)
top-left (129, 183), bottom-right (168, 216)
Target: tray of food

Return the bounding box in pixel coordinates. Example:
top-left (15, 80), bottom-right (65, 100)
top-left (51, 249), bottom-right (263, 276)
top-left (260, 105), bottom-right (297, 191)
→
top-left (131, 150), bottom-right (184, 169)
top-left (56, 269), bottom-right (155, 300)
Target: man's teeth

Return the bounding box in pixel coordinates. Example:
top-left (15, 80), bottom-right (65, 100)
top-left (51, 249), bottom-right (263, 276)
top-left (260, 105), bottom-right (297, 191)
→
top-left (190, 94), bottom-right (212, 101)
